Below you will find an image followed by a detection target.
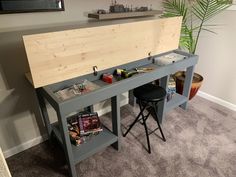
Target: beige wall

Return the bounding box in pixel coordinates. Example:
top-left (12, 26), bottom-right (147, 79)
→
top-left (195, 10), bottom-right (236, 105)
top-left (0, 0), bottom-right (161, 155)
top-left (0, 0), bottom-right (160, 32)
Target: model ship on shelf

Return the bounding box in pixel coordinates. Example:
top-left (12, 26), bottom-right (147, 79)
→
top-left (88, 1), bottom-right (162, 20)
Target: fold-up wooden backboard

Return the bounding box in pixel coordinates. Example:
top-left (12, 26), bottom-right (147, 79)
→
top-left (23, 17), bottom-right (182, 88)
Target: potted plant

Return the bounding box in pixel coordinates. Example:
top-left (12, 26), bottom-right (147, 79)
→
top-left (162, 0), bottom-right (232, 99)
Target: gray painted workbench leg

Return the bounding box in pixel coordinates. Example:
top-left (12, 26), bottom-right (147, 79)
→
top-left (111, 95), bottom-right (121, 151)
top-left (36, 89), bottom-right (52, 136)
top-left (57, 110), bottom-right (77, 177)
top-left (128, 90), bottom-right (136, 107)
top-left (180, 66), bottom-right (195, 110)
top-left (158, 75), bottom-right (169, 124)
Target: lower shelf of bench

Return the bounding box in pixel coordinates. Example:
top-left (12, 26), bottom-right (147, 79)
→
top-left (52, 123), bottom-right (118, 163)
top-left (165, 93), bottom-right (188, 112)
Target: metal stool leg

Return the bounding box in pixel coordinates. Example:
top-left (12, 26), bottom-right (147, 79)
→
top-left (123, 101), bottom-right (147, 137)
top-left (139, 109), bottom-right (151, 125)
top-left (138, 102), bottom-right (151, 124)
top-left (153, 103), bottom-right (166, 142)
top-left (140, 104), bottom-right (151, 153)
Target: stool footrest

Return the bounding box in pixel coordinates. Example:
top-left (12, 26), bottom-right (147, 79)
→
top-left (148, 127), bottom-right (160, 135)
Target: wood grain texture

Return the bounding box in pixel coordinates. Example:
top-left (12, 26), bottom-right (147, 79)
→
top-left (23, 17), bottom-right (182, 88)
top-left (88, 10), bottom-right (163, 20)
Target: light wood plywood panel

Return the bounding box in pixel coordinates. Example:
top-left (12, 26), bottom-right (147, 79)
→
top-left (23, 17), bottom-right (182, 88)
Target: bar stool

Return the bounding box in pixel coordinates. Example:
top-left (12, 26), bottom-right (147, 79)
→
top-left (123, 83), bottom-right (166, 153)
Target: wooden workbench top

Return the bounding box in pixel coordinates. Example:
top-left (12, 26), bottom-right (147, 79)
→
top-left (23, 16), bottom-right (182, 88)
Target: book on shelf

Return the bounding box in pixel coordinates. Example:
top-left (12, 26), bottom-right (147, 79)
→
top-left (78, 112), bottom-right (103, 136)
top-left (67, 112), bottom-right (103, 146)
top-left (68, 129), bottom-right (97, 146)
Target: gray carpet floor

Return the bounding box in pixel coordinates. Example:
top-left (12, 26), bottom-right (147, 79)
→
top-left (6, 96), bottom-right (236, 177)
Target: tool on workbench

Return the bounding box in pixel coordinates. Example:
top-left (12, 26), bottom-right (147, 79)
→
top-left (114, 67), bottom-right (153, 79)
top-left (102, 73), bottom-right (113, 83)
top-left (121, 70), bottom-right (138, 78)
top-left (135, 67), bottom-right (154, 73)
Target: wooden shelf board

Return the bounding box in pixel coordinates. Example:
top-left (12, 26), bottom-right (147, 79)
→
top-left (88, 10), bottom-right (163, 20)
top-left (165, 93), bottom-right (188, 112)
top-left (52, 122), bottom-right (118, 164)
top-left (72, 126), bottom-right (117, 163)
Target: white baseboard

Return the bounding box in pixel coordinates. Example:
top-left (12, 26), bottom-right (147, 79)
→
top-left (197, 91), bottom-right (236, 112)
top-left (3, 134), bottom-right (48, 159)
top-left (3, 98), bottom-right (129, 158)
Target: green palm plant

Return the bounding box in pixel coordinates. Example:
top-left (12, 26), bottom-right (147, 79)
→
top-left (162, 0), bottom-right (232, 100)
top-left (162, 0), bottom-right (232, 54)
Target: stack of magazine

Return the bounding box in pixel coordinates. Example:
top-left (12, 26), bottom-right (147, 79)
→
top-left (67, 112), bottom-right (103, 146)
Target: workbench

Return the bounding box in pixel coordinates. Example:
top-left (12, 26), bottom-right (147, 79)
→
top-left (34, 50), bottom-right (197, 177)
top-left (22, 17), bottom-right (198, 177)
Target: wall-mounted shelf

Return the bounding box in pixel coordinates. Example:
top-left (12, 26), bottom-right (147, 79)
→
top-left (88, 10), bottom-right (162, 20)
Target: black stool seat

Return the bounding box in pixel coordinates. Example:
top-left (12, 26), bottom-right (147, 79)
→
top-left (133, 84), bottom-right (166, 102)
top-left (123, 83), bottom-right (166, 154)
